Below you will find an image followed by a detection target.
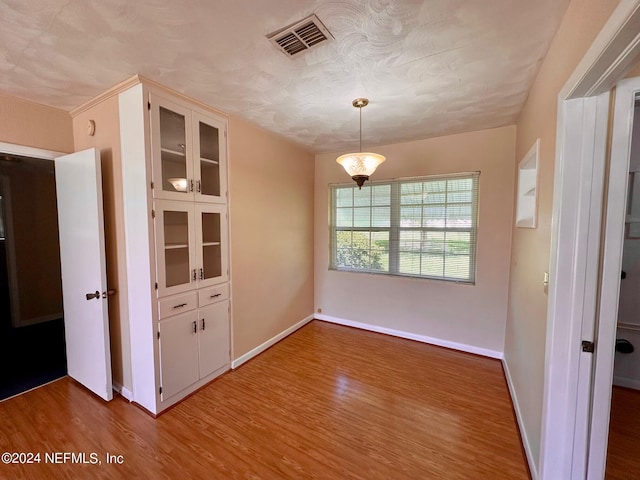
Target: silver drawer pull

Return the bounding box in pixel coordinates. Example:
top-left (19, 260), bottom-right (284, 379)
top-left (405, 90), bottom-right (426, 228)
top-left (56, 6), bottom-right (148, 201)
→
top-left (173, 303), bottom-right (188, 309)
top-left (210, 293), bottom-right (221, 299)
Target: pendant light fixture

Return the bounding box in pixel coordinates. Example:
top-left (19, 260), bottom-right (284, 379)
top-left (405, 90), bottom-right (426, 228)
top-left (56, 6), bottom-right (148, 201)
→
top-left (336, 98), bottom-right (386, 189)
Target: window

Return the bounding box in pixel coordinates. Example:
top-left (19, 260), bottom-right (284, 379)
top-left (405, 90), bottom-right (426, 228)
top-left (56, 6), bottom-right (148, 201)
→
top-left (330, 172), bottom-right (479, 283)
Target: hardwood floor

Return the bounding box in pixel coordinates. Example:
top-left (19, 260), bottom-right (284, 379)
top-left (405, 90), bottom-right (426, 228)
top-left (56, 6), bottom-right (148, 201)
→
top-left (0, 320), bottom-right (529, 479)
top-left (606, 386), bottom-right (640, 479)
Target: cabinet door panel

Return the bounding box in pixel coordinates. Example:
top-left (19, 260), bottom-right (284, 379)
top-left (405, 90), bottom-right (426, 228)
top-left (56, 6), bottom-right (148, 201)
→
top-left (159, 310), bottom-right (199, 400)
top-left (198, 301), bottom-right (230, 378)
top-left (150, 95), bottom-right (194, 201)
top-left (155, 200), bottom-right (196, 297)
top-left (193, 112), bottom-right (227, 203)
top-left (195, 204), bottom-right (229, 287)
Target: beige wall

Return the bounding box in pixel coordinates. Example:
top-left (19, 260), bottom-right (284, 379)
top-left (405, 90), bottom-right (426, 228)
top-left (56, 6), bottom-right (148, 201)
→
top-left (73, 98), bottom-right (132, 392)
top-left (0, 92), bottom-right (73, 153)
top-left (315, 126), bottom-right (516, 354)
top-left (504, 0), bottom-right (621, 468)
top-left (228, 116), bottom-right (315, 359)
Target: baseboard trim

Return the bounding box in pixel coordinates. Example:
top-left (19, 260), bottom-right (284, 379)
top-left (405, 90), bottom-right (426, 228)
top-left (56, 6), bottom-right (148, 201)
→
top-left (503, 358), bottom-right (539, 480)
top-left (113, 382), bottom-right (133, 402)
top-left (231, 314), bottom-right (314, 369)
top-left (315, 314), bottom-right (504, 359)
top-left (613, 375), bottom-right (640, 390)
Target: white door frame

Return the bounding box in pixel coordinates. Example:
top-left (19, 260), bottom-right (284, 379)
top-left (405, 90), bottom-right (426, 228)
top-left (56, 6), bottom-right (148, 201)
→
top-left (0, 142), bottom-right (65, 327)
top-left (586, 76), bottom-right (640, 479)
top-left (541, 1), bottom-right (640, 479)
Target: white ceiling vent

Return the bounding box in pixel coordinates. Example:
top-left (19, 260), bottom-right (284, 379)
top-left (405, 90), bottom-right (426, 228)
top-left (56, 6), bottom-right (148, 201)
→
top-left (268, 14), bottom-right (333, 57)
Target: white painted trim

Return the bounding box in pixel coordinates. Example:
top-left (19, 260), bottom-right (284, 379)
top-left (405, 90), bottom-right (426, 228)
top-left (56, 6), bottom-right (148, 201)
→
top-left (0, 141), bottom-right (64, 160)
top-left (542, 0), bottom-right (640, 478)
top-left (586, 76), bottom-right (640, 480)
top-left (0, 142), bottom-right (65, 329)
top-left (503, 359), bottom-right (539, 480)
top-left (112, 382), bottom-right (133, 402)
top-left (231, 314), bottom-right (314, 369)
top-left (613, 376), bottom-right (640, 390)
top-left (119, 85), bottom-right (158, 413)
top-left (315, 314), bottom-right (503, 359)
top-left (564, 0), bottom-right (640, 99)
top-left (541, 92), bottom-right (610, 480)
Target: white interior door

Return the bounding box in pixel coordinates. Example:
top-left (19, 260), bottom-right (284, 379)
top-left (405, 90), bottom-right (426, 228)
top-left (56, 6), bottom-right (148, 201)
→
top-left (587, 76), bottom-right (640, 478)
top-left (55, 148), bottom-right (113, 401)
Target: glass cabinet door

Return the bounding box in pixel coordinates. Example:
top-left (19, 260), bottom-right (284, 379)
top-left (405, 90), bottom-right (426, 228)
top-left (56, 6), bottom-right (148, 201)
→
top-left (155, 200), bottom-right (195, 297)
top-left (150, 95), bottom-right (194, 200)
top-left (195, 204), bottom-right (228, 287)
top-left (193, 112), bottom-right (227, 203)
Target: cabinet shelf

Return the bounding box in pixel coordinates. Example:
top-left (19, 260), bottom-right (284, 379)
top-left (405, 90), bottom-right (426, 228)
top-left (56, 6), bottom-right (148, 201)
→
top-left (202, 241), bottom-right (221, 247)
top-left (161, 147), bottom-right (186, 157)
top-left (165, 243), bottom-right (189, 250)
top-left (200, 157), bottom-right (219, 165)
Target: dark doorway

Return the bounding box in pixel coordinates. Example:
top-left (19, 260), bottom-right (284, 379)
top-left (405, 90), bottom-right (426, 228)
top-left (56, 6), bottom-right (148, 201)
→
top-left (0, 153), bottom-right (66, 401)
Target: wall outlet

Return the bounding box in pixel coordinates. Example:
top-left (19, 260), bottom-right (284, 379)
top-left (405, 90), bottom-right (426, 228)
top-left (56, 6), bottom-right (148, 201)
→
top-left (317, 308), bottom-right (322, 313)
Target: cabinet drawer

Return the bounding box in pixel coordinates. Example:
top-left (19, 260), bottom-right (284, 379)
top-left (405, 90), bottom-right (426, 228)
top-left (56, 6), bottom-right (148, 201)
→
top-left (198, 284), bottom-right (229, 307)
top-left (159, 291), bottom-right (198, 319)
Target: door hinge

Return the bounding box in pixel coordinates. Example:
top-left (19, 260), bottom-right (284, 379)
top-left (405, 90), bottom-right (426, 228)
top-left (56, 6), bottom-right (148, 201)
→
top-left (151, 209), bottom-right (156, 219)
top-left (155, 282), bottom-right (158, 290)
top-left (148, 101), bottom-right (151, 111)
top-left (582, 340), bottom-right (595, 353)
top-left (157, 331), bottom-right (160, 340)
top-left (159, 386), bottom-right (162, 395)
top-left (150, 181), bottom-right (154, 190)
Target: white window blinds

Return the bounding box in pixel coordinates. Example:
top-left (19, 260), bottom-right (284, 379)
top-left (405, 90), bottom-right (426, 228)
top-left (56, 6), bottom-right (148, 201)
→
top-left (330, 172), bottom-right (479, 283)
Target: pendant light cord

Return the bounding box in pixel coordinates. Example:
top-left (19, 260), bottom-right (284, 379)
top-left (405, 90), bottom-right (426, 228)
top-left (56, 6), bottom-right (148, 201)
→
top-left (359, 105), bottom-right (362, 153)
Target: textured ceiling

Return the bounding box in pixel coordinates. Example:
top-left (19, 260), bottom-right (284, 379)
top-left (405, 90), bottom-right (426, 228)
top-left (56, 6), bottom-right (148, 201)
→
top-left (1, 0), bottom-right (569, 153)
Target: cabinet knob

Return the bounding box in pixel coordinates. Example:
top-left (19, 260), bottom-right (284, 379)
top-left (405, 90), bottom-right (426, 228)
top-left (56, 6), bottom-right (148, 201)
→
top-left (201, 318), bottom-right (206, 331)
top-left (192, 321), bottom-right (197, 334)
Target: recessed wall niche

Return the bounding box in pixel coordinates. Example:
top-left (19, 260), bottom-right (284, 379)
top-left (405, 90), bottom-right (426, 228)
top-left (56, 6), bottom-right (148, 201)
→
top-left (516, 139), bottom-right (539, 228)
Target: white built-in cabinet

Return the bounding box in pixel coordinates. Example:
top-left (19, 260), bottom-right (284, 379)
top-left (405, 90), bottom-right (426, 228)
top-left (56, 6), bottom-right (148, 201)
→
top-left (118, 81), bottom-right (230, 414)
top-left (158, 288), bottom-right (230, 400)
top-left (150, 94), bottom-right (227, 203)
top-left (155, 201), bottom-right (228, 298)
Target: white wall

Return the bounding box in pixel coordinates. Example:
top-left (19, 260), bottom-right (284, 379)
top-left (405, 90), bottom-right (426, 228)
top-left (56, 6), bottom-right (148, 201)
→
top-left (315, 126), bottom-right (515, 356)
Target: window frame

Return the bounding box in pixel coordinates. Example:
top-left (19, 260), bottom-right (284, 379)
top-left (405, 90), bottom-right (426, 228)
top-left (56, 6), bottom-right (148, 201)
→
top-left (329, 172), bottom-right (480, 284)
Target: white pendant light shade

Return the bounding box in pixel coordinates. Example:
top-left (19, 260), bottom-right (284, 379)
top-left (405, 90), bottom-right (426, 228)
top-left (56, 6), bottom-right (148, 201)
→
top-left (336, 98), bottom-right (386, 188)
top-left (168, 177), bottom-right (188, 192)
top-left (336, 152), bottom-right (386, 177)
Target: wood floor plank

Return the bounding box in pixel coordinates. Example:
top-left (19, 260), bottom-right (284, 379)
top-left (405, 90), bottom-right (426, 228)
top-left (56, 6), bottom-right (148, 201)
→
top-left (0, 320), bottom-right (529, 479)
top-left (606, 386), bottom-right (640, 479)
